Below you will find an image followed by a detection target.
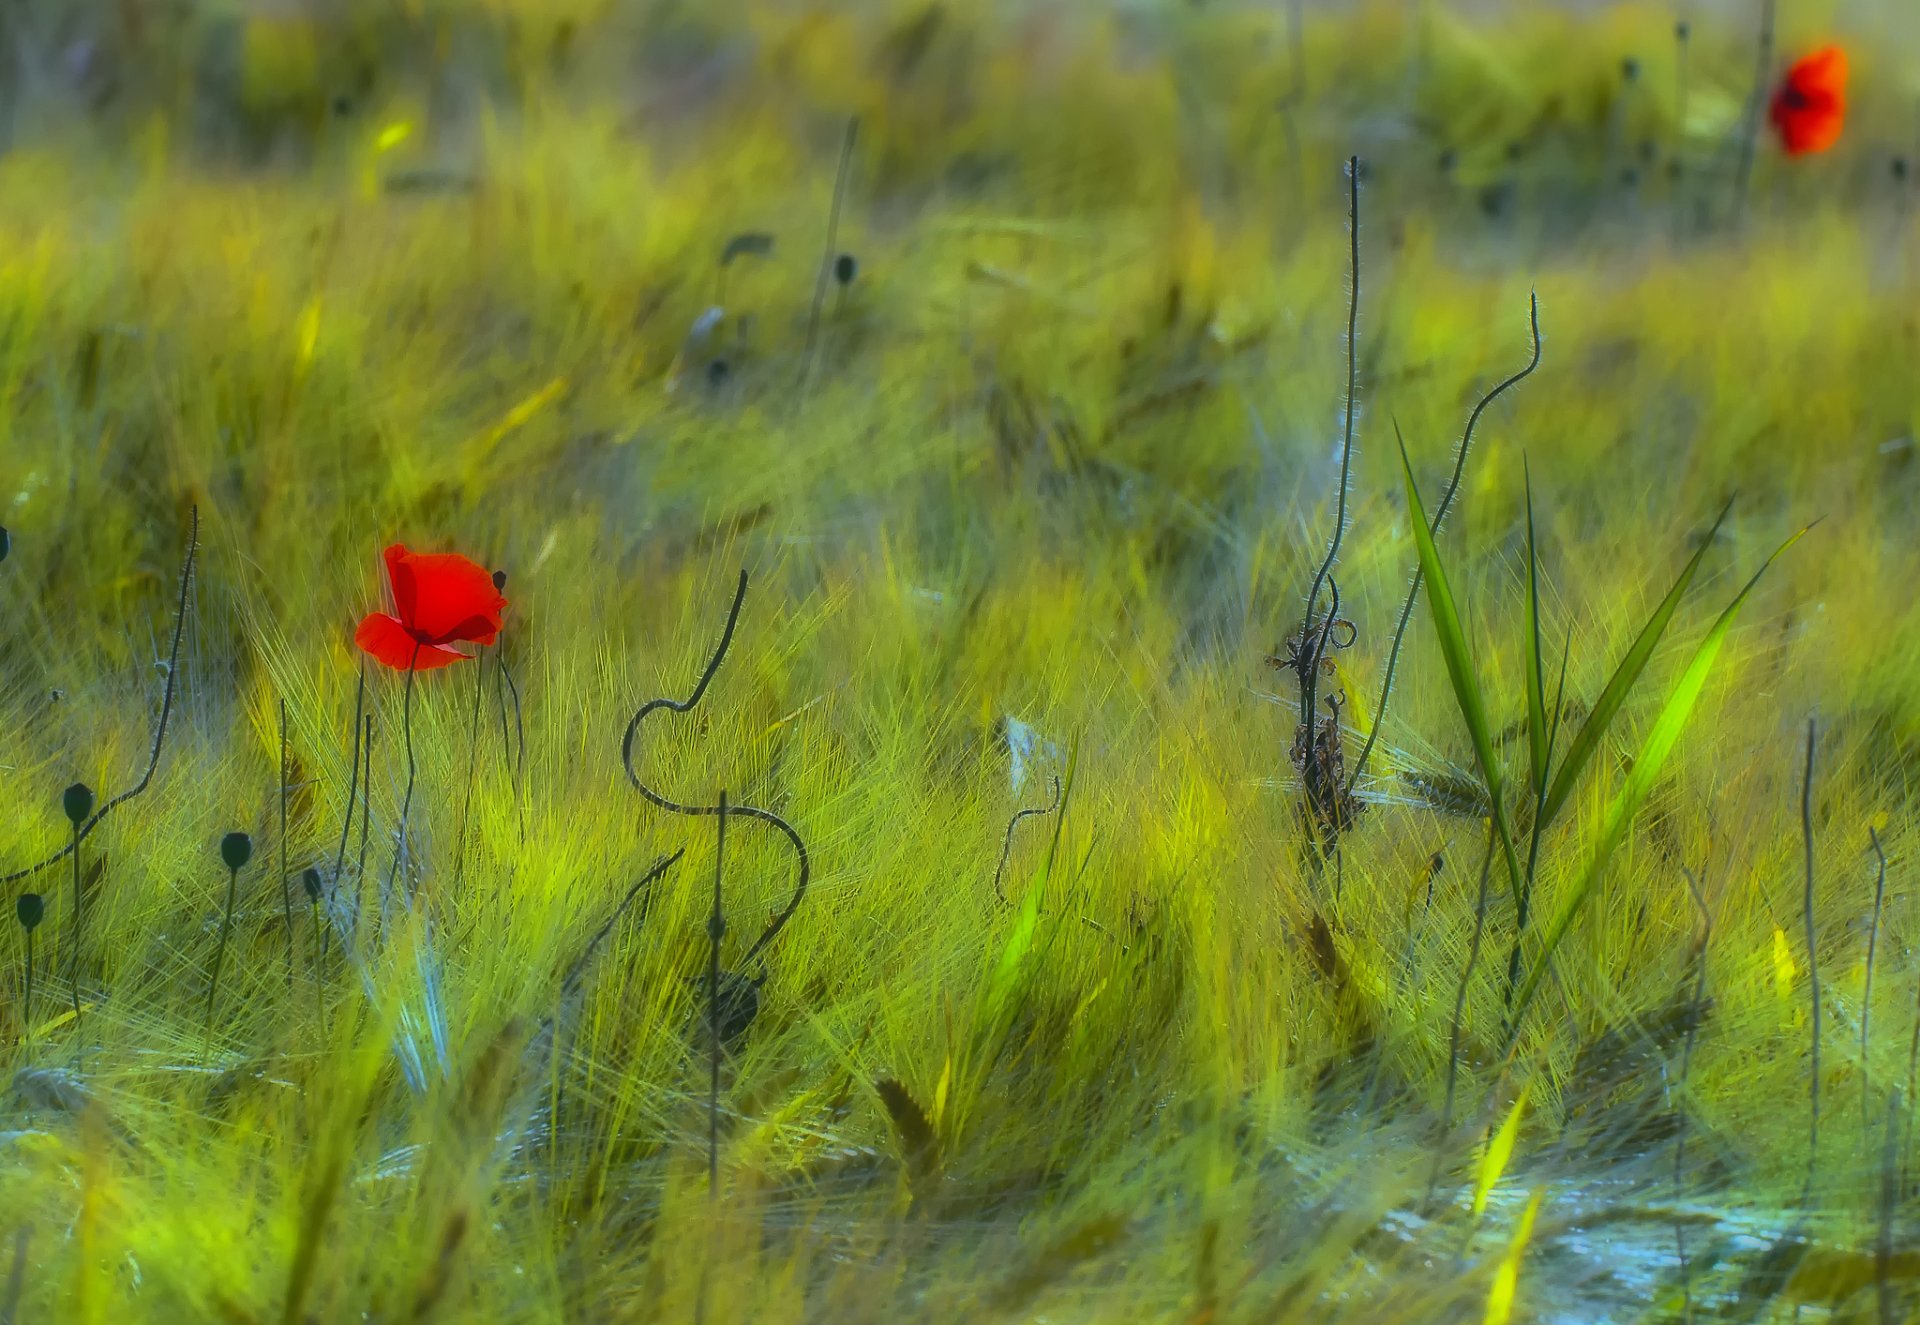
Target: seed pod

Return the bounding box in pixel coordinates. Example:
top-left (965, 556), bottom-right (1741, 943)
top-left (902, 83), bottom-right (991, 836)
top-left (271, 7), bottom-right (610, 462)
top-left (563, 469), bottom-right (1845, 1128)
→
top-left (221, 832), bottom-right (254, 872)
top-left (833, 253), bottom-right (858, 286)
top-left (62, 783), bottom-right (95, 828)
top-left (16, 893), bottom-right (44, 931)
top-left (301, 867), bottom-right (323, 902)
top-left (0, 525), bottom-right (10, 563)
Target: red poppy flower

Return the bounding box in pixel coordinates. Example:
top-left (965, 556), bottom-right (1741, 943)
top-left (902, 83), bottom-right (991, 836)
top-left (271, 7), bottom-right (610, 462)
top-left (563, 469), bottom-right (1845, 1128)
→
top-left (354, 544), bottom-right (507, 671)
top-left (1770, 45), bottom-right (1847, 156)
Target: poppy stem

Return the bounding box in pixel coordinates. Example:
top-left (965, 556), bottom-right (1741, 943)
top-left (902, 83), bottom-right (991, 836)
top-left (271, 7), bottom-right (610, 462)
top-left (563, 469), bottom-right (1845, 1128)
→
top-left (495, 647), bottom-right (526, 845)
top-left (1731, 0), bottom-right (1777, 226)
top-left (323, 664), bottom-right (367, 963)
top-left (353, 714), bottom-right (374, 941)
top-left (709, 789), bottom-right (728, 1199)
top-left (205, 860), bottom-right (240, 1058)
top-left (797, 116), bottom-right (859, 405)
top-left (21, 930), bottom-right (33, 1061)
top-left (279, 699), bottom-right (294, 991)
top-left (68, 822), bottom-right (82, 1027)
top-left (389, 642), bottom-right (422, 908)
top-left (454, 644), bottom-right (488, 892)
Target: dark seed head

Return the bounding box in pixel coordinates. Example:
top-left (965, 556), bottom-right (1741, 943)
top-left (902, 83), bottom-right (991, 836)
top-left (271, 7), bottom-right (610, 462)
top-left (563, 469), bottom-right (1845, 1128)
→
top-left (62, 782), bottom-right (94, 828)
top-left (492, 569), bottom-right (507, 591)
top-left (221, 832), bottom-right (253, 872)
top-left (1674, 19), bottom-right (1690, 41)
top-left (706, 358), bottom-right (730, 387)
top-left (1894, 156), bottom-right (1910, 182)
top-left (833, 252), bottom-right (858, 285)
top-left (1437, 147), bottom-right (1458, 173)
top-left (333, 95), bottom-right (352, 117)
top-left (1620, 57), bottom-right (1640, 82)
top-left (16, 893), bottom-right (44, 932)
top-left (0, 525), bottom-right (9, 563)
top-left (301, 867), bottom-right (323, 902)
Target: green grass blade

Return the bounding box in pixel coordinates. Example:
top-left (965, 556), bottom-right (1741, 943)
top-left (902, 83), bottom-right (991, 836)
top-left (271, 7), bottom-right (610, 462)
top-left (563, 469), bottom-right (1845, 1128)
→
top-left (1399, 434), bottom-right (1522, 904)
top-left (1508, 522), bottom-right (1812, 1034)
top-left (1523, 463), bottom-right (1548, 801)
top-left (1538, 498), bottom-right (1734, 832)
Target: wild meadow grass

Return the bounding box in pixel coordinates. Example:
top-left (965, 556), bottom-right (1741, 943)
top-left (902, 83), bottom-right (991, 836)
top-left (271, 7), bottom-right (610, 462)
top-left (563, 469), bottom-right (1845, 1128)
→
top-left (0, 0), bottom-right (1918, 1320)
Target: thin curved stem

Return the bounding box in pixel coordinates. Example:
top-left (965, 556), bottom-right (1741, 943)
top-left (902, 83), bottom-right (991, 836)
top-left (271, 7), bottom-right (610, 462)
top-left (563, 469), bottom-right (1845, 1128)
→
top-left (205, 863), bottom-right (240, 1057)
top-left (67, 824), bottom-right (82, 1025)
top-left (620, 571), bottom-right (810, 969)
top-left (1802, 717), bottom-right (1821, 1211)
top-left (709, 790), bottom-right (728, 1197)
top-left (1297, 157), bottom-right (1362, 826)
top-left (323, 664), bottom-right (367, 962)
top-left (1428, 818), bottom-right (1496, 1210)
top-left (454, 646), bottom-right (488, 891)
top-left (388, 643), bottom-right (422, 907)
top-left (991, 774), bottom-right (1064, 905)
top-left (798, 117), bottom-right (859, 402)
top-left (279, 699), bottom-right (295, 990)
top-left (1347, 296), bottom-right (1542, 796)
top-left (4, 506), bottom-right (198, 886)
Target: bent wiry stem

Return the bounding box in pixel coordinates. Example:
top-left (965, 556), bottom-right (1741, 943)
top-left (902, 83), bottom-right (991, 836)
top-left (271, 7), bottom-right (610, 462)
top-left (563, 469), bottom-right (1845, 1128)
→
top-left (1347, 296), bottom-right (1542, 796)
top-left (4, 506), bottom-right (199, 885)
top-left (992, 774), bottom-right (1064, 906)
top-left (1297, 158), bottom-right (1362, 830)
top-left (620, 571), bottom-right (810, 968)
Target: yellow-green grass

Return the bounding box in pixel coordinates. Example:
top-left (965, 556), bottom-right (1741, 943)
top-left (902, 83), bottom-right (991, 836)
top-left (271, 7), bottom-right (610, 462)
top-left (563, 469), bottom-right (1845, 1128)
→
top-left (0, 0), bottom-right (1917, 1320)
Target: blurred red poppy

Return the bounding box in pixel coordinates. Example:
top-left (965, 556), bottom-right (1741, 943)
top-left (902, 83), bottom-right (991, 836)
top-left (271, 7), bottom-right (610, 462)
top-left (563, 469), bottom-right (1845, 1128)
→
top-left (1770, 46), bottom-right (1847, 156)
top-left (354, 544), bottom-right (507, 671)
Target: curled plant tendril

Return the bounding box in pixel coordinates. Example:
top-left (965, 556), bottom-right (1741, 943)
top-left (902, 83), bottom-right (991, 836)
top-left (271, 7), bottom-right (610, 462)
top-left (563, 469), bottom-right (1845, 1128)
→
top-left (620, 570), bottom-right (810, 969)
top-left (991, 773), bottom-right (1064, 906)
top-left (3, 506), bottom-right (198, 887)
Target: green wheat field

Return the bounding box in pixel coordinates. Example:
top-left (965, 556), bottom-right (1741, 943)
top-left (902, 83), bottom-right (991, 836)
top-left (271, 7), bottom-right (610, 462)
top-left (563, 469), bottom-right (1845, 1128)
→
top-left (1, 1), bottom-right (1918, 1320)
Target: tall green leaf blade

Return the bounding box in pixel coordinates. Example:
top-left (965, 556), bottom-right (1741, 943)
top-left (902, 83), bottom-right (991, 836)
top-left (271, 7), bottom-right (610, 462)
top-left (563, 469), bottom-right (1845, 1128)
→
top-left (1523, 464), bottom-right (1548, 801)
top-left (1538, 498), bottom-right (1734, 832)
top-left (1508, 523), bottom-right (1812, 1032)
top-left (1399, 436), bottom-right (1523, 905)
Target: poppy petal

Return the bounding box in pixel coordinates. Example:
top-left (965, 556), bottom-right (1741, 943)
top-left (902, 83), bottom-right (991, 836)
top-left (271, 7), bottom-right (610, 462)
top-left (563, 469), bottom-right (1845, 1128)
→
top-left (1789, 45), bottom-right (1847, 99)
top-left (354, 613), bottom-right (471, 671)
top-left (1771, 46), bottom-right (1847, 156)
top-left (427, 612), bottom-right (503, 648)
top-left (385, 548), bottom-right (507, 644)
top-left (383, 545), bottom-right (418, 626)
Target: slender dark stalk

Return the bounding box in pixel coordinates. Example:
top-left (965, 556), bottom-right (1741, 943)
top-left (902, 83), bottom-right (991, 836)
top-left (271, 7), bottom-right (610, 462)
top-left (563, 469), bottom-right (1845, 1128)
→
top-left (708, 789), bottom-right (728, 1197)
top-left (3, 507), bottom-right (198, 886)
top-left (67, 822), bottom-right (82, 1025)
top-left (798, 117), bottom-right (859, 401)
top-left (1865, 827), bottom-right (1889, 1128)
top-left (1879, 1086), bottom-right (1901, 1325)
top-left (496, 648), bottom-right (526, 843)
top-left (0, 1226), bottom-right (25, 1325)
top-left (389, 643), bottom-right (423, 906)
top-left (1673, 862), bottom-right (1714, 1325)
top-left (279, 700), bottom-right (295, 990)
top-left (621, 572), bottom-right (810, 968)
top-left (1801, 717), bottom-right (1821, 1210)
top-left (1730, 0), bottom-right (1776, 226)
top-left (20, 930), bottom-right (32, 1059)
top-left (455, 647), bottom-right (488, 890)
top-left (1504, 623), bottom-right (1572, 1012)
top-left (1297, 156), bottom-right (1362, 834)
top-left (991, 775), bottom-right (1064, 905)
top-left (206, 862), bottom-right (241, 1056)
top-left (1347, 297), bottom-right (1542, 796)
top-left (323, 665), bottom-right (367, 962)
top-left (1428, 819), bottom-right (1496, 1209)
top-left (353, 715), bottom-right (374, 938)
